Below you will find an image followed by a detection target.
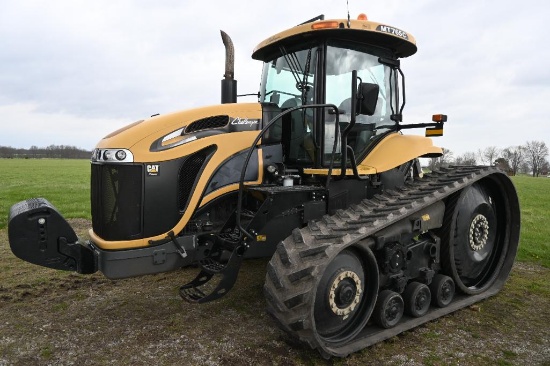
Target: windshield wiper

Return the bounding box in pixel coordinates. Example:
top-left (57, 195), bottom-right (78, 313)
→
top-left (279, 46), bottom-right (313, 105)
top-left (300, 49), bottom-right (313, 105)
top-left (279, 46), bottom-right (302, 89)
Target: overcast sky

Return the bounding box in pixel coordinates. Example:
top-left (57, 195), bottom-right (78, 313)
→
top-left (1, 0), bottom-right (548, 157)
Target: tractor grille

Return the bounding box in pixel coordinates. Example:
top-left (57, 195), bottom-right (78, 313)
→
top-left (91, 164), bottom-right (143, 241)
top-left (178, 148), bottom-right (212, 212)
top-left (185, 115), bottom-right (228, 134)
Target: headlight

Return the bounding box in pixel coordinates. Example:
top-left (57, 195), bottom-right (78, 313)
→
top-left (115, 150), bottom-right (127, 161)
top-left (92, 148), bottom-right (134, 163)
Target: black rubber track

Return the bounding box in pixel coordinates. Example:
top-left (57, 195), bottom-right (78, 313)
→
top-left (264, 166), bottom-right (520, 358)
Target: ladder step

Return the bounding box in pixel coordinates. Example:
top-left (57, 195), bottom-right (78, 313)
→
top-left (200, 258), bottom-right (226, 273)
top-left (180, 287), bottom-right (207, 302)
top-left (179, 247), bottom-right (245, 303)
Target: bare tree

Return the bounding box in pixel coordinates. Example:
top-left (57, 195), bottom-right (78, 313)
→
top-left (495, 157), bottom-right (511, 172)
top-left (502, 146), bottom-right (525, 176)
top-left (541, 159), bottom-right (550, 176)
top-left (478, 146), bottom-right (500, 166)
top-left (454, 151), bottom-right (477, 166)
top-left (519, 161), bottom-right (530, 175)
top-left (465, 151), bottom-right (478, 165)
top-left (429, 148), bottom-right (453, 170)
top-left (524, 140), bottom-right (549, 177)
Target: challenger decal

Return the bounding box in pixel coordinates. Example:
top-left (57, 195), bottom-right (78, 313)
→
top-left (376, 25), bottom-right (409, 40)
top-left (230, 117), bottom-right (260, 126)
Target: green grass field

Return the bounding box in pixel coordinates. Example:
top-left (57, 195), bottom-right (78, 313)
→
top-left (512, 175), bottom-right (550, 267)
top-left (0, 159), bottom-right (90, 229)
top-left (1, 159), bottom-right (548, 267)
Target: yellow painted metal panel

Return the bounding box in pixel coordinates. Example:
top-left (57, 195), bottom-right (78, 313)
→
top-left (357, 133), bottom-right (443, 173)
top-left (303, 166), bottom-right (376, 176)
top-left (253, 18), bottom-right (417, 60)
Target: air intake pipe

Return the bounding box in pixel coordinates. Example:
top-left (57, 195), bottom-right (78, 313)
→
top-left (220, 30), bottom-right (237, 104)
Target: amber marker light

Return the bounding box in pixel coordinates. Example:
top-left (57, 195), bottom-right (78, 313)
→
top-left (432, 114), bottom-right (448, 123)
top-left (357, 13), bottom-right (368, 20)
top-left (311, 21), bottom-right (340, 30)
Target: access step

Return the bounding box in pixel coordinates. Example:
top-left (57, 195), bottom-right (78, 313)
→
top-left (179, 246), bottom-right (245, 303)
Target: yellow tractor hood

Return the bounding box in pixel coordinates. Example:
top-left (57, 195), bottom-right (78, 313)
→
top-left (95, 103), bottom-right (263, 162)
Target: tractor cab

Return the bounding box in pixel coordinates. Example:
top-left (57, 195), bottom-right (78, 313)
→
top-left (253, 15), bottom-right (417, 170)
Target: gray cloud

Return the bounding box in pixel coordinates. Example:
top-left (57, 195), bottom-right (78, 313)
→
top-left (0, 0), bottom-right (548, 154)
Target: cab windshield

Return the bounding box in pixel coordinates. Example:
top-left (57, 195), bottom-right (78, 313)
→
top-left (260, 46), bottom-right (319, 164)
top-left (260, 46), bottom-right (318, 109)
top-left (259, 42), bottom-right (398, 167)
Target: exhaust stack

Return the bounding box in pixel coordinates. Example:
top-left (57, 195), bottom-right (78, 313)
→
top-left (220, 30), bottom-right (237, 104)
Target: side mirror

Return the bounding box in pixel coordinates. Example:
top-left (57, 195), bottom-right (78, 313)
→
top-left (356, 82), bottom-right (379, 116)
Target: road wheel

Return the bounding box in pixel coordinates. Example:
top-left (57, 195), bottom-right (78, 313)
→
top-left (430, 274), bottom-right (455, 308)
top-left (373, 290), bottom-right (404, 329)
top-left (404, 282), bottom-right (431, 317)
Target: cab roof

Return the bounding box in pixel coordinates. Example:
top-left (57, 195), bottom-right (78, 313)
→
top-left (252, 17), bottom-right (417, 62)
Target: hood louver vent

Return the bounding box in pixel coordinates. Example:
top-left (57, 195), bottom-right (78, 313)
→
top-left (185, 115), bottom-right (229, 134)
top-left (178, 146), bottom-right (216, 212)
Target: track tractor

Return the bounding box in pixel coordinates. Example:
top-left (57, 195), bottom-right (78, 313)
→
top-left (9, 14), bottom-right (520, 357)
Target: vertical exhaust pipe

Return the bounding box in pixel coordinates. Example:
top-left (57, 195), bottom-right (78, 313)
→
top-left (220, 30), bottom-right (237, 104)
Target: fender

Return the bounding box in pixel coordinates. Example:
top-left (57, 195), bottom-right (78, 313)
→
top-left (359, 133), bottom-right (442, 173)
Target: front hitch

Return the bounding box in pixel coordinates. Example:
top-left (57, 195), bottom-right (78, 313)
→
top-left (8, 198), bottom-right (97, 274)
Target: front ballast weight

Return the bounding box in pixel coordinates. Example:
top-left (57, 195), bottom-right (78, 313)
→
top-left (8, 198), bottom-right (97, 274)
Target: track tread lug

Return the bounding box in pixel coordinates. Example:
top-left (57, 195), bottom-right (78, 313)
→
top-left (266, 262), bottom-right (284, 289)
top-left (298, 245), bottom-right (329, 260)
top-left (291, 228), bottom-right (305, 245)
top-left (288, 266), bottom-right (315, 283)
top-left (264, 284), bottom-right (286, 313)
top-left (284, 293), bottom-right (308, 309)
top-left (289, 319), bottom-right (308, 331)
top-left (308, 220), bottom-right (321, 232)
top-left (276, 244), bottom-right (292, 267)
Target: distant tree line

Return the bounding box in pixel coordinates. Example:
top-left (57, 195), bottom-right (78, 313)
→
top-left (428, 140), bottom-right (550, 177)
top-left (0, 145), bottom-right (92, 159)
top-left (2, 140), bottom-right (549, 176)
